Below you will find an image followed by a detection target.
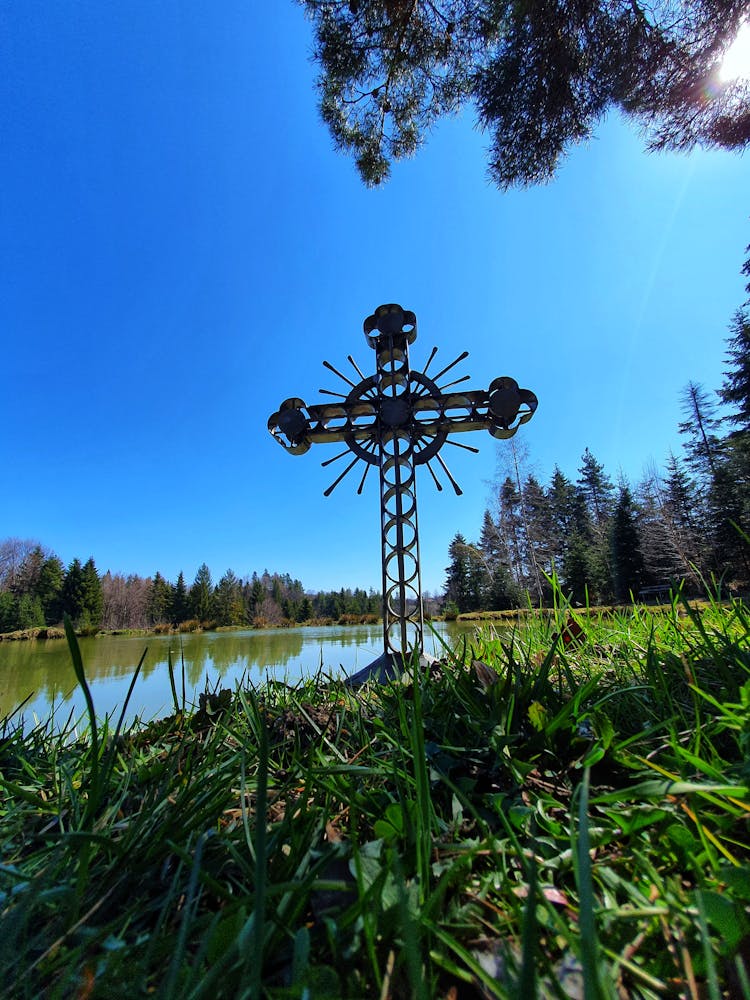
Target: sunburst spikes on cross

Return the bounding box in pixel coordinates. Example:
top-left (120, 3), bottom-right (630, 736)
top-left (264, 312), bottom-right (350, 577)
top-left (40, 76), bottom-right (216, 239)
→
top-left (268, 347), bottom-right (538, 497)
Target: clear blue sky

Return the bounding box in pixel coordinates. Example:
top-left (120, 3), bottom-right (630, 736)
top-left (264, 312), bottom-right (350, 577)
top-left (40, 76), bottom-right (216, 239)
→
top-left (1, 3), bottom-right (747, 595)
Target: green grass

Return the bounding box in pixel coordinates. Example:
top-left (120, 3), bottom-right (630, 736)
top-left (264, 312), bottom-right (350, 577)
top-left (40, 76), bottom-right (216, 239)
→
top-left (2, 594), bottom-right (750, 997)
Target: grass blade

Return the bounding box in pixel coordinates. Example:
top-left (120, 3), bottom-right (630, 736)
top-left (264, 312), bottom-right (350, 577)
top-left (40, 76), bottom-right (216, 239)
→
top-left (574, 767), bottom-right (605, 1000)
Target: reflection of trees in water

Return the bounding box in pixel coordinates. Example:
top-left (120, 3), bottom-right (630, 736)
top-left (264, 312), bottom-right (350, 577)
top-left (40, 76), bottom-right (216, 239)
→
top-left (322, 626), bottom-right (382, 650)
top-left (230, 631), bottom-right (304, 670)
top-left (0, 636), bottom-right (170, 716)
top-left (0, 624), bottom-right (457, 719)
top-left (0, 629), bottom-right (315, 715)
top-left (176, 632), bottom-right (307, 686)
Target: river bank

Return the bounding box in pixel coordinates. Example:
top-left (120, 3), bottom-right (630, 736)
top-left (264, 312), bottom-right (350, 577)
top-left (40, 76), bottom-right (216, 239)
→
top-left (2, 594), bottom-right (749, 996)
top-left (1, 598), bottom-right (713, 642)
top-left (0, 620), bottom-right (466, 726)
top-left (0, 614), bottom-right (388, 643)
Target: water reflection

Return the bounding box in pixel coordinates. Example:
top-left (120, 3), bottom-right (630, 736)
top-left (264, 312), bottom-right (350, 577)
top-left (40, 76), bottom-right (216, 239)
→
top-left (0, 623), bottom-right (460, 728)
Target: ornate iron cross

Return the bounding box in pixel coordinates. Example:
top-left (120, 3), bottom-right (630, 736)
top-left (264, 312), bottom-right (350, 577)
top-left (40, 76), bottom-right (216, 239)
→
top-left (268, 304), bottom-right (537, 680)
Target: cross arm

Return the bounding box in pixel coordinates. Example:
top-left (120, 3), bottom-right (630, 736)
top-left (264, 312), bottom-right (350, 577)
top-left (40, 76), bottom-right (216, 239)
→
top-left (268, 396), bottom-right (378, 455)
top-left (268, 377), bottom-right (537, 457)
top-left (426, 378), bottom-right (538, 442)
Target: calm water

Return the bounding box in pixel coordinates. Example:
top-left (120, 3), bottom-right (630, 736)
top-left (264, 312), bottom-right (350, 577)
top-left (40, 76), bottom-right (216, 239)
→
top-left (0, 622), bottom-right (472, 728)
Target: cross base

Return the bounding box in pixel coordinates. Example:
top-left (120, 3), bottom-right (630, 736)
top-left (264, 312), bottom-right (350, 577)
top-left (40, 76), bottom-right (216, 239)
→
top-left (344, 649), bottom-right (439, 687)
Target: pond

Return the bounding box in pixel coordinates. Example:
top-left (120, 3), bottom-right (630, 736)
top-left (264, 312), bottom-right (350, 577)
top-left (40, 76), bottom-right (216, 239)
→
top-left (0, 621), bottom-right (476, 729)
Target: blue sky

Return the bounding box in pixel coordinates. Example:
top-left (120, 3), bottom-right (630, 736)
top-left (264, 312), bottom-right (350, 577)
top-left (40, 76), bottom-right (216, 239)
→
top-left (1, 3), bottom-right (747, 595)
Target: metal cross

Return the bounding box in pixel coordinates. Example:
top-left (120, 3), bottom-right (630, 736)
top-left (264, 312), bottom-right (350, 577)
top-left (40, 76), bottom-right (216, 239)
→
top-left (268, 303), bottom-right (538, 681)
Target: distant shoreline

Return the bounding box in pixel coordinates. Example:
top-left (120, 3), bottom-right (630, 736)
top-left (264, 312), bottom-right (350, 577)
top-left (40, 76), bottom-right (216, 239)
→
top-left (0, 616), bottom-right (398, 643)
top-left (0, 602), bottom-right (710, 643)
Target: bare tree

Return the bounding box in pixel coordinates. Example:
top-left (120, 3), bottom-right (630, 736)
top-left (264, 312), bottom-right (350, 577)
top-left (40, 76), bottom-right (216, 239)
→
top-left (636, 465), bottom-right (699, 588)
top-left (101, 572), bottom-right (151, 630)
top-left (0, 538), bottom-right (47, 592)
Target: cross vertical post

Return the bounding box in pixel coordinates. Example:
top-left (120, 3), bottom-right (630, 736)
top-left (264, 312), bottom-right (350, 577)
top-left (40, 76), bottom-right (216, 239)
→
top-left (268, 303), bottom-right (538, 682)
top-left (365, 305), bottom-right (424, 663)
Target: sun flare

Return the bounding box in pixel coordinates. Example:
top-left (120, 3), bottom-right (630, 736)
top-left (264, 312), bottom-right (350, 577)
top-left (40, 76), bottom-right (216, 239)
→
top-left (719, 20), bottom-right (750, 81)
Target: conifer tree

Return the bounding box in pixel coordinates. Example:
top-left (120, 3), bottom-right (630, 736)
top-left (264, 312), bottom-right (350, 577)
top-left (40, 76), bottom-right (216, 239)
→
top-left (577, 448), bottom-right (615, 528)
top-left (190, 564), bottom-right (214, 622)
top-left (148, 571), bottom-right (173, 625)
top-left (443, 533), bottom-right (472, 613)
top-left (610, 485), bottom-right (646, 601)
top-left (38, 554), bottom-right (64, 625)
top-left (713, 292), bottom-right (750, 580)
top-left (562, 533), bottom-right (592, 606)
top-left (576, 449), bottom-right (615, 600)
top-left (297, 596), bottom-right (314, 622)
top-left (61, 558), bottom-right (85, 623)
top-left (478, 510), bottom-right (519, 608)
top-left (300, 0), bottom-right (749, 189)
top-left (17, 593), bottom-right (45, 629)
top-left (708, 461), bottom-right (750, 580)
top-left (8, 546), bottom-right (64, 626)
top-left (215, 569), bottom-right (245, 626)
top-left (0, 592), bottom-right (17, 632)
top-left (678, 381), bottom-right (722, 482)
top-left (719, 307), bottom-right (750, 435)
top-left (80, 558), bottom-right (103, 628)
top-left (547, 467), bottom-right (577, 572)
top-left (246, 574), bottom-right (266, 620)
top-left (170, 571), bottom-right (189, 624)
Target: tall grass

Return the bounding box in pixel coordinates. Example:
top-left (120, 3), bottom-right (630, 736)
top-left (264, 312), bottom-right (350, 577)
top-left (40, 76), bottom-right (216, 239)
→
top-left (1, 589), bottom-right (750, 996)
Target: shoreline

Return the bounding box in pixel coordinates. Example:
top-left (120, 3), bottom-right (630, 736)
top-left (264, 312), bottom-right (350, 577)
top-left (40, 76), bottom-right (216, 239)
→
top-left (0, 616), bottom-right (395, 643)
top-left (0, 599), bottom-right (718, 642)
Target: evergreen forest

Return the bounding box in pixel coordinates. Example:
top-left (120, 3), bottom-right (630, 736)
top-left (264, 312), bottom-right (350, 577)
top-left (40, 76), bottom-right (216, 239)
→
top-left (0, 546), bottom-right (382, 635)
top-left (445, 253), bottom-right (750, 612)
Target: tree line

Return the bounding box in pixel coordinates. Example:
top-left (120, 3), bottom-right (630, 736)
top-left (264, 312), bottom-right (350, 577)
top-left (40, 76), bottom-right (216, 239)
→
top-left (445, 249), bottom-right (750, 612)
top-left (5, 244), bottom-right (748, 628)
top-left (0, 543), bottom-right (382, 633)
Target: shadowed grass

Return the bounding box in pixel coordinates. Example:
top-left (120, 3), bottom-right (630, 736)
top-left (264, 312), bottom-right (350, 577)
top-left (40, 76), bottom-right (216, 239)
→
top-left (1, 589), bottom-right (750, 996)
